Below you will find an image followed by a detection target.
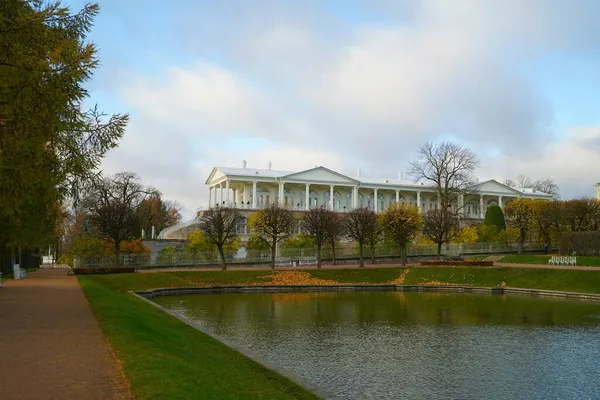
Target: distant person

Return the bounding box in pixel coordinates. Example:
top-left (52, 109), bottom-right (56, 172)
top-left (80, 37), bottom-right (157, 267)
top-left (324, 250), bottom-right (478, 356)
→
top-left (544, 242), bottom-right (549, 254)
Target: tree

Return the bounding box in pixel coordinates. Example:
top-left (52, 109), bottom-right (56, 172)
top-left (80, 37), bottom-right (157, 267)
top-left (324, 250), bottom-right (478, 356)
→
top-left (484, 205), bottom-right (506, 231)
top-left (136, 194), bottom-right (182, 238)
top-left (248, 204), bottom-right (296, 268)
top-left (380, 204), bottom-right (423, 266)
top-left (504, 199), bottom-right (535, 254)
top-left (86, 173), bottom-right (151, 266)
top-left (344, 208), bottom-right (378, 267)
top-left (198, 207), bottom-right (241, 269)
top-left (0, 2), bottom-right (127, 273)
top-left (300, 208), bottom-right (331, 267)
top-left (531, 200), bottom-right (563, 250)
top-left (408, 141), bottom-right (480, 212)
top-left (326, 213), bottom-right (345, 265)
top-left (563, 198), bottom-right (600, 232)
top-left (366, 216), bottom-right (384, 264)
top-left (505, 176), bottom-right (560, 200)
top-left (422, 209), bottom-right (459, 257)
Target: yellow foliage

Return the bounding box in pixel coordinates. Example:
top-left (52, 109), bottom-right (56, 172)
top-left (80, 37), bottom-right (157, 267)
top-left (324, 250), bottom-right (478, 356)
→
top-left (454, 226), bottom-right (478, 244)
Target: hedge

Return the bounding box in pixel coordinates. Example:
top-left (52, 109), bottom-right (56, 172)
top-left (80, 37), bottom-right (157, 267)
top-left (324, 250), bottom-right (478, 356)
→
top-left (73, 267), bottom-right (135, 275)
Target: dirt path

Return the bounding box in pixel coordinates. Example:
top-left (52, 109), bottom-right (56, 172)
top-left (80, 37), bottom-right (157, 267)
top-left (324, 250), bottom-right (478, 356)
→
top-left (0, 269), bottom-right (130, 400)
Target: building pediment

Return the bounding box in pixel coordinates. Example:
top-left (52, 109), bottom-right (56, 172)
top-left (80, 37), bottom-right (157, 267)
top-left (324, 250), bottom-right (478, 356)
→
top-left (282, 166), bottom-right (358, 185)
top-left (475, 180), bottom-right (522, 195)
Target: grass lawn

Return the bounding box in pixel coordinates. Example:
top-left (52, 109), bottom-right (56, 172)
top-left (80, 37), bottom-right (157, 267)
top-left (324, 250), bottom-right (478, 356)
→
top-left (79, 276), bottom-right (319, 400)
top-left (80, 265), bottom-right (600, 399)
top-left (499, 255), bottom-right (600, 266)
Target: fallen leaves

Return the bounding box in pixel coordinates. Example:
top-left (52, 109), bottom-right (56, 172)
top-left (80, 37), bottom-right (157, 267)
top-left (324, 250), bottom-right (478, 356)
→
top-left (267, 271), bottom-right (338, 286)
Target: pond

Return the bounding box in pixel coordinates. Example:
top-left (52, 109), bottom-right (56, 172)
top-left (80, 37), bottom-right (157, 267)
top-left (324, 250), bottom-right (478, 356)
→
top-left (154, 291), bottom-right (600, 399)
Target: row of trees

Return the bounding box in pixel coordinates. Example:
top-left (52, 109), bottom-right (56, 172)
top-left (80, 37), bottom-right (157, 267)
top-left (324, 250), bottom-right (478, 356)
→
top-left (60, 172), bottom-right (181, 265)
top-left (504, 197), bottom-right (600, 254)
top-left (198, 203), bottom-right (423, 269)
top-left (0, 2), bottom-right (128, 273)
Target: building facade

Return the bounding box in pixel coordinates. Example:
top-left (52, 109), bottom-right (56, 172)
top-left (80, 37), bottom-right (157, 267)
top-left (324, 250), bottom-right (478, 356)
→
top-left (203, 163), bottom-right (553, 218)
top-left (159, 163), bottom-right (553, 240)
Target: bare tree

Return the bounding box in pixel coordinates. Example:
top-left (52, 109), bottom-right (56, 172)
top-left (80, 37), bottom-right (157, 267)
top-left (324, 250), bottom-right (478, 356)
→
top-left (505, 175), bottom-right (560, 200)
top-left (86, 172), bottom-right (152, 265)
top-left (409, 141), bottom-right (480, 207)
top-left (301, 208), bottom-right (334, 267)
top-left (198, 207), bottom-right (241, 269)
top-left (326, 213), bottom-right (345, 265)
top-left (423, 209), bottom-right (459, 258)
top-left (249, 204), bottom-right (296, 268)
top-left (344, 208), bottom-right (378, 267)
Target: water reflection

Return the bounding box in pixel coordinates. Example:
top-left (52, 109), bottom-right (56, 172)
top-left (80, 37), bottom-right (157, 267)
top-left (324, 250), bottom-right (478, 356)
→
top-left (156, 292), bottom-right (600, 399)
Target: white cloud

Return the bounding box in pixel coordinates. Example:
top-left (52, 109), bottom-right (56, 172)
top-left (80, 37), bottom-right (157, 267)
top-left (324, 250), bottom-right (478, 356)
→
top-left (98, 0), bottom-right (600, 218)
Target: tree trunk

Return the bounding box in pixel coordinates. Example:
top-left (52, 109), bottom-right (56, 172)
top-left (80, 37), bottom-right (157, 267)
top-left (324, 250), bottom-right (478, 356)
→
top-left (316, 244), bottom-right (322, 268)
top-left (218, 246), bottom-right (227, 270)
top-left (370, 245), bottom-right (375, 264)
top-left (400, 245), bottom-right (407, 266)
top-left (114, 241), bottom-right (120, 267)
top-left (271, 238), bottom-right (277, 269)
top-left (331, 242), bottom-right (337, 265)
top-left (359, 242), bottom-right (364, 268)
top-left (437, 242), bottom-right (442, 259)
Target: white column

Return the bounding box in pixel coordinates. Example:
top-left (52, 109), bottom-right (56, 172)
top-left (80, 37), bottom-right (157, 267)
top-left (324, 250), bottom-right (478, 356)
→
top-left (243, 185), bottom-right (248, 208)
top-left (252, 181), bottom-right (257, 209)
top-left (278, 181), bottom-right (285, 205)
top-left (373, 188), bottom-right (378, 212)
top-left (458, 194), bottom-right (464, 214)
top-left (352, 186), bottom-right (358, 209)
top-left (219, 183), bottom-right (224, 206)
top-left (225, 180), bottom-right (230, 205)
top-left (305, 183), bottom-right (310, 210)
top-left (208, 186), bottom-right (213, 207)
top-left (498, 195), bottom-right (503, 209)
top-left (417, 191), bottom-right (421, 212)
top-left (396, 190), bottom-right (400, 204)
top-left (479, 194), bottom-right (484, 219)
top-left (330, 185), bottom-right (334, 210)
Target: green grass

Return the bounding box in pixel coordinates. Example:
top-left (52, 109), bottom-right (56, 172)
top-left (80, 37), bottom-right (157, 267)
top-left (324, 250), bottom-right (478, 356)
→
top-left (79, 276), bottom-right (319, 400)
top-left (404, 267), bottom-right (600, 294)
top-left (499, 255), bottom-right (600, 266)
top-left (308, 267), bottom-right (402, 283)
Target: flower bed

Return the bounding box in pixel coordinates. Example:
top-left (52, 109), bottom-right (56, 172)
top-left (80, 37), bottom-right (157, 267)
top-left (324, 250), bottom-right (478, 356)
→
top-left (420, 260), bottom-right (494, 267)
top-left (73, 267), bottom-right (135, 275)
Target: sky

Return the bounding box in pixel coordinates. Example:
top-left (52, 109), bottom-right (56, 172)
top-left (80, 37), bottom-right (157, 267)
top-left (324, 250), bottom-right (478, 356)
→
top-left (65, 0), bottom-right (600, 219)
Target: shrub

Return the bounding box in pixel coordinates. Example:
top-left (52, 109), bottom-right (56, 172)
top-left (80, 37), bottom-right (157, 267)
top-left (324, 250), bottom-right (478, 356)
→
top-left (484, 205), bottom-right (506, 230)
top-left (421, 260), bottom-right (494, 266)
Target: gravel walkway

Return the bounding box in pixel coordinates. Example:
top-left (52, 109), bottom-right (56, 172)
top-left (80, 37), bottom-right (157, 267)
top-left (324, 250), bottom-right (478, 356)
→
top-left (0, 269), bottom-right (131, 400)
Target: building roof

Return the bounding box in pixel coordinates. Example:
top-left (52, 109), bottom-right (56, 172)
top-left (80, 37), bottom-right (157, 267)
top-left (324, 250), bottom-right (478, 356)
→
top-left (207, 165), bottom-right (554, 198)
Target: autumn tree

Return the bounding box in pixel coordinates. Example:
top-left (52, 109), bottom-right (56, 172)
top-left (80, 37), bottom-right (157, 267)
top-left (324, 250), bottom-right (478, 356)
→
top-left (380, 204), bottom-right (423, 266)
top-left (86, 173), bottom-right (152, 265)
top-left (135, 194), bottom-right (182, 238)
top-left (301, 208), bottom-right (334, 267)
top-left (248, 204), bottom-right (296, 268)
top-left (531, 200), bottom-right (564, 250)
top-left (344, 208), bottom-right (378, 267)
top-left (563, 198), bottom-right (600, 232)
top-left (0, 2), bottom-right (127, 273)
top-left (422, 209), bottom-right (459, 258)
top-left (504, 198), bottom-right (535, 254)
top-left (197, 207), bottom-right (241, 269)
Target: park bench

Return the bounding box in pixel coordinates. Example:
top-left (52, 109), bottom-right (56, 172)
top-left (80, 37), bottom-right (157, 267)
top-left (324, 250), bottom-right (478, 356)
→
top-left (548, 256), bottom-right (577, 266)
top-left (275, 257), bottom-right (293, 267)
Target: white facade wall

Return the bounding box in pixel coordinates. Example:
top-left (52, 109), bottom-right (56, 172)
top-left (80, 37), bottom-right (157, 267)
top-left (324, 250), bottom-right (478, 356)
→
top-left (203, 165), bottom-right (554, 219)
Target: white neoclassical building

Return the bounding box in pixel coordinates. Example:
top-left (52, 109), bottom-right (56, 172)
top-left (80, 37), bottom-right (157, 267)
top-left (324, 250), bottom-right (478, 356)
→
top-left (203, 162), bottom-right (553, 219)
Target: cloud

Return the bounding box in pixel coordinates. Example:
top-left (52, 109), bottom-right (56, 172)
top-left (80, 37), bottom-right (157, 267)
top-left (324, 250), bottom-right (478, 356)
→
top-left (96, 0), bottom-right (600, 217)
